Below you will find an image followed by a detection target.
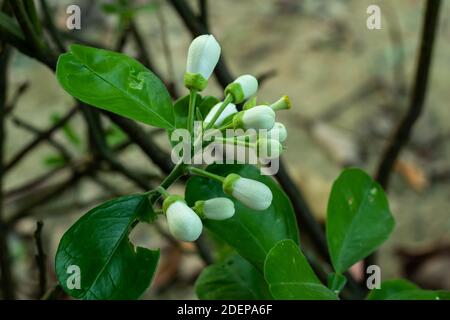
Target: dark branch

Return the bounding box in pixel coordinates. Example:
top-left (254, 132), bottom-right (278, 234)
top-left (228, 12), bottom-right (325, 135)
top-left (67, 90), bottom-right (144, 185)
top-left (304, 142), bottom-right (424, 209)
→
top-left (375, 0), bottom-right (442, 190)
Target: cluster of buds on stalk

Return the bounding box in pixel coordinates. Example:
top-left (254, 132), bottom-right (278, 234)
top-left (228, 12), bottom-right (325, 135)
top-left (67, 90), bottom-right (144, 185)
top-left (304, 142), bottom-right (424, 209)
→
top-left (160, 34), bottom-right (292, 242)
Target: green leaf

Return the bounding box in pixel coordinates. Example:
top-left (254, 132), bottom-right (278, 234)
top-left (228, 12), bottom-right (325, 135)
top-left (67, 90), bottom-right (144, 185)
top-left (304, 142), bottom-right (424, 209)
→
top-left (195, 253), bottom-right (272, 300)
top-left (264, 240), bottom-right (321, 285)
top-left (366, 279), bottom-right (418, 300)
top-left (269, 283), bottom-right (339, 300)
top-left (367, 279), bottom-right (447, 300)
top-left (327, 272), bottom-right (347, 294)
top-left (263, 240), bottom-right (336, 300)
top-left (185, 164), bottom-right (299, 271)
top-left (56, 44), bottom-right (174, 129)
top-left (326, 168), bottom-right (395, 273)
top-left (55, 195), bottom-right (159, 299)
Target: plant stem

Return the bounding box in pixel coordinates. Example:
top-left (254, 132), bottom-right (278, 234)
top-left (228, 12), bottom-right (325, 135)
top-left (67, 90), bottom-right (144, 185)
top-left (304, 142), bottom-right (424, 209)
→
top-left (187, 89), bottom-right (197, 135)
top-left (204, 93), bottom-right (233, 130)
top-left (155, 186), bottom-right (170, 198)
top-left (149, 163), bottom-right (185, 204)
top-left (214, 136), bottom-right (253, 148)
top-left (186, 166), bottom-right (225, 182)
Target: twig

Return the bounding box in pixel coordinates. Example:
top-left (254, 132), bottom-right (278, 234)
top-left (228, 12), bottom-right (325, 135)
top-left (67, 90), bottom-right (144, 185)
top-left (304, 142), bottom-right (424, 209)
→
top-left (33, 221), bottom-right (47, 298)
top-left (0, 45), bottom-right (15, 299)
top-left (375, 0), bottom-right (442, 190)
top-left (4, 106), bottom-right (78, 173)
top-left (39, 0), bottom-right (65, 53)
top-left (366, 0), bottom-right (442, 277)
top-left (155, 1), bottom-right (178, 97)
top-left (11, 114), bottom-right (72, 161)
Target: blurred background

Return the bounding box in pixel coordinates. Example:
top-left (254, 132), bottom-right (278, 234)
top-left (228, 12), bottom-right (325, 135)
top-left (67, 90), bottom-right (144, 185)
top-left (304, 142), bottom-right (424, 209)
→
top-left (1, 0), bottom-right (449, 299)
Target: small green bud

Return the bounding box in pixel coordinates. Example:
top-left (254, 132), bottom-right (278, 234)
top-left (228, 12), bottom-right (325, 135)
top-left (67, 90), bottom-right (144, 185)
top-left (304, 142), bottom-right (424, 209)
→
top-left (270, 95), bottom-right (291, 111)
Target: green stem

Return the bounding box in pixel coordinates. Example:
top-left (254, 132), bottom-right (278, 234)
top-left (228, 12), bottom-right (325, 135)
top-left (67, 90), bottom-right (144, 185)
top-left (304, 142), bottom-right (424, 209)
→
top-left (204, 93), bottom-right (233, 130)
top-left (215, 136), bottom-right (254, 148)
top-left (149, 163), bottom-right (185, 203)
top-left (186, 166), bottom-right (225, 182)
top-left (156, 186), bottom-right (170, 198)
top-left (187, 89), bottom-right (197, 135)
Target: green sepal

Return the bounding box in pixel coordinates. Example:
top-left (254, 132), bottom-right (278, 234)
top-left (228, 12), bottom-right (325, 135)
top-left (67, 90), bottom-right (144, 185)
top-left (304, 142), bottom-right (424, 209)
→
top-left (224, 82), bottom-right (245, 103)
top-left (223, 173), bottom-right (241, 195)
top-left (162, 195), bottom-right (185, 214)
top-left (193, 200), bottom-right (206, 218)
top-left (232, 111), bottom-right (245, 129)
top-left (184, 72), bottom-right (208, 91)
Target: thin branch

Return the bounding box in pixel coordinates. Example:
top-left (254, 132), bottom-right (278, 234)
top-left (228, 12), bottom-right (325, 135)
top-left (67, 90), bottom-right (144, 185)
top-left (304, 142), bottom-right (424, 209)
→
top-left (4, 106), bottom-right (78, 173)
top-left (375, 0), bottom-right (442, 190)
top-left (11, 114), bottom-right (72, 161)
top-left (0, 45), bottom-right (15, 299)
top-left (38, 0), bottom-right (65, 53)
top-left (33, 221), bottom-right (47, 298)
top-left (366, 0), bottom-right (442, 278)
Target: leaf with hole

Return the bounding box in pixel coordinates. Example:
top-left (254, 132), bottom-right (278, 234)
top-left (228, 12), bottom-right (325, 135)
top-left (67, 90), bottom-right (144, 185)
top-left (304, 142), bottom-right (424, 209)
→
top-left (55, 195), bottom-right (159, 299)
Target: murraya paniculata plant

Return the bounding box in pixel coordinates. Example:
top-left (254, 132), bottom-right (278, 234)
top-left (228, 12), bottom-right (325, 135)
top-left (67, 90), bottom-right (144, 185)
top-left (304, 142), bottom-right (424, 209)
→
top-left (53, 35), bottom-right (450, 300)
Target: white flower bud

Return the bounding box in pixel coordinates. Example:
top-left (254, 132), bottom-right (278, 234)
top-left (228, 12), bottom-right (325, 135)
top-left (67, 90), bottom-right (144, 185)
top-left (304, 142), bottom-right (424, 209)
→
top-left (257, 138), bottom-right (283, 159)
top-left (186, 34), bottom-right (221, 80)
top-left (233, 106), bottom-right (275, 130)
top-left (204, 102), bottom-right (238, 126)
top-left (202, 198), bottom-right (235, 220)
top-left (267, 122), bottom-right (288, 142)
top-left (223, 174), bottom-right (273, 211)
top-left (225, 75), bottom-right (258, 103)
top-left (164, 198), bottom-right (203, 242)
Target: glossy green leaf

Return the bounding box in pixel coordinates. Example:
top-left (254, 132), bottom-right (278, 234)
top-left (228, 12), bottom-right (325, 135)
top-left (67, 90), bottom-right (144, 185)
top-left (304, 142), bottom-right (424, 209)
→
top-left (366, 279), bottom-right (418, 300)
top-left (326, 168), bottom-right (395, 273)
top-left (185, 164), bottom-right (299, 271)
top-left (269, 283), bottom-right (339, 300)
top-left (367, 279), bottom-right (447, 300)
top-left (195, 253), bottom-right (272, 300)
top-left (263, 240), bottom-right (336, 300)
top-left (56, 44), bottom-right (174, 129)
top-left (264, 240), bottom-right (321, 285)
top-left (55, 195), bottom-right (159, 299)
top-left (327, 272), bottom-right (347, 294)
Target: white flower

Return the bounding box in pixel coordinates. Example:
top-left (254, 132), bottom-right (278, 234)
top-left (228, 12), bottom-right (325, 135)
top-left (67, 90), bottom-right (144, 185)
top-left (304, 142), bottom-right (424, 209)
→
top-left (203, 198), bottom-right (235, 220)
top-left (233, 105), bottom-right (275, 130)
top-left (267, 122), bottom-right (288, 142)
top-left (223, 174), bottom-right (273, 211)
top-left (204, 102), bottom-right (238, 126)
top-left (225, 75), bottom-right (258, 103)
top-left (257, 138), bottom-right (283, 159)
top-left (186, 34), bottom-right (221, 80)
top-left (165, 200), bottom-right (203, 242)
